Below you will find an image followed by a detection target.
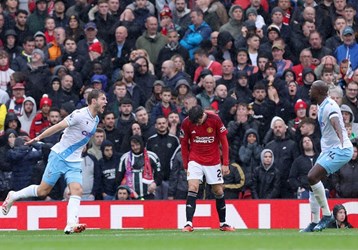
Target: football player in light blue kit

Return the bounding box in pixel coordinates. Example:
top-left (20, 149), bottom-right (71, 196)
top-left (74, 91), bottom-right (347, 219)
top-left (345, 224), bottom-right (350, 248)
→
top-left (302, 80), bottom-right (353, 232)
top-left (2, 89), bottom-right (107, 234)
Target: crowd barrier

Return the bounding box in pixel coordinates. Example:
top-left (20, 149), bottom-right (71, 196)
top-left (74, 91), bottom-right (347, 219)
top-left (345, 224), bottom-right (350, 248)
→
top-left (0, 199), bottom-right (357, 230)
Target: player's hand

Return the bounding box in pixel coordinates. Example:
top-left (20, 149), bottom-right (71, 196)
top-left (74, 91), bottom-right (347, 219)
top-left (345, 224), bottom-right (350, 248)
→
top-left (222, 165), bottom-right (230, 176)
top-left (25, 137), bottom-right (40, 145)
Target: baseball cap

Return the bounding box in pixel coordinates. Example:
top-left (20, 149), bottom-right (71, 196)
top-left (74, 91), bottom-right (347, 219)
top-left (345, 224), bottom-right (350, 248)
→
top-left (12, 83), bottom-right (25, 90)
top-left (272, 44), bottom-right (284, 50)
top-left (84, 22), bottom-right (97, 31)
top-left (343, 26), bottom-right (354, 36)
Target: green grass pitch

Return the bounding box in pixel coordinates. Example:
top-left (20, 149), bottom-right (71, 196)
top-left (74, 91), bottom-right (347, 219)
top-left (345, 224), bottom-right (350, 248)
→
top-left (1, 229), bottom-right (357, 250)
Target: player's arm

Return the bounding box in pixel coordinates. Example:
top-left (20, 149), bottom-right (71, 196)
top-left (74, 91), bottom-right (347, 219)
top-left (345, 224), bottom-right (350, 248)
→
top-left (330, 115), bottom-right (343, 147)
top-left (25, 119), bottom-right (69, 145)
top-left (179, 122), bottom-right (190, 170)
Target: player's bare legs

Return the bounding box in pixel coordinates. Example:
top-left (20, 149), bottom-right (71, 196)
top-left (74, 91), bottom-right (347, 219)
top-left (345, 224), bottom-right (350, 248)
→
top-left (212, 184), bottom-right (235, 231)
top-left (64, 182), bottom-right (86, 234)
top-left (2, 181), bottom-right (53, 215)
top-left (307, 164), bottom-right (332, 231)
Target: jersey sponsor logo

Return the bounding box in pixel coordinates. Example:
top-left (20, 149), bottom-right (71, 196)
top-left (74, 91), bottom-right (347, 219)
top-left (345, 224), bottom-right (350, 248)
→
top-left (207, 127), bottom-right (213, 133)
top-left (219, 126), bottom-right (226, 133)
top-left (193, 136), bottom-right (215, 143)
top-left (82, 130), bottom-right (95, 137)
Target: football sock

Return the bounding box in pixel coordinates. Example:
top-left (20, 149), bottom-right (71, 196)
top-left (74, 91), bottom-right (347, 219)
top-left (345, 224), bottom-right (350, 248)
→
top-left (309, 191), bottom-right (320, 223)
top-left (186, 191), bottom-right (197, 223)
top-left (67, 195), bottom-right (81, 225)
top-left (310, 181), bottom-right (330, 216)
top-left (215, 194), bottom-right (226, 223)
top-left (12, 185), bottom-right (39, 200)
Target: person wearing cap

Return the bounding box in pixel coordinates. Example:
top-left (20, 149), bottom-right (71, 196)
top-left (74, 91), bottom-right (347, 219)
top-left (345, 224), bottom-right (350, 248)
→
top-left (29, 94), bottom-right (52, 139)
top-left (219, 5), bottom-right (244, 39)
top-left (26, 0), bottom-right (48, 34)
top-left (259, 24), bottom-right (280, 56)
top-left (33, 31), bottom-right (46, 50)
top-left (335, 25), bottom-right (358, 70)
top-left (271, 39), bottom-right (293, 78)
top-left (6, 82), bottom-right (26, 117)
top-left (76, 22), bottom-right (100, 59)
top-left (246, 6), bottom-right (265, 29)
top-left (288, 99), bottom-right (308, 134)
top-left (270, 6), bottom-right (291, 44)
top-left (180, 8), bottom-right (212, 59)
top-left (135, 16), bottom-right (168, 66)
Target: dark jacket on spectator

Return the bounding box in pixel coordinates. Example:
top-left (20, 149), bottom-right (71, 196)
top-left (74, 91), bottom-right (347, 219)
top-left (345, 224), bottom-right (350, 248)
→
top-left (332, 156), bottom-right (358, 198)
top-left (168, 149), bottom-right (188, 199)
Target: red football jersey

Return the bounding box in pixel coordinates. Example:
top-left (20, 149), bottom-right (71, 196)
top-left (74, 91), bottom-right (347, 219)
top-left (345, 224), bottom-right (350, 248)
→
top-left (180, 112), bottom-right (229, 168)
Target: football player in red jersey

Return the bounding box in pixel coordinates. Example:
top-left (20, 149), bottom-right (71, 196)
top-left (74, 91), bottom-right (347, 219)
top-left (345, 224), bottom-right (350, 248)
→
top-left (180, 105), bottom-right (235, 232)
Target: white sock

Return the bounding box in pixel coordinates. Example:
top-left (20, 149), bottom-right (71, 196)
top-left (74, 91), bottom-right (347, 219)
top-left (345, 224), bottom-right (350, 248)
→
top-left (67, 195), bottom-right (81, 225)
top-left (309, 191), bottom-right (320, 223)
top-left (220, 222), bottom-right (226, 227)
top-left (186, 221), bottom-right (192, 227)
top-left (12, 185), bottom-right (39, 200)
top-left (310, 181), bottom-right (330, 216)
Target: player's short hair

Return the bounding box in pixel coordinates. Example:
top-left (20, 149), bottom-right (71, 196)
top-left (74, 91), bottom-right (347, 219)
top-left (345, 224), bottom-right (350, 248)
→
top-left (188, 105), bottom-right (204, 124)
top-left (87, 89), bottom-right (105, 104)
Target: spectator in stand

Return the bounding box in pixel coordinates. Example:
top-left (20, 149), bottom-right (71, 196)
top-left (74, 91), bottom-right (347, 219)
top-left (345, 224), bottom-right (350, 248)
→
top-left (29, 94), bottom-right (51, 139)
top-left (290, 20), bottom-right (315, 62)
top-left (289, 135), bottom-right (319, 199)
top-left (216, 60), bottom-right (236, 91)
top-left (219, 5), bottom-right (244, 39)
top-left (102, 110), bottom-right (124, 154)
top-left (6, 82), bottom-right (26, 116)
top-left (270, 6), bottom-right (290, 44)
top-left (326, 16), bottom-right (346, 53)
top-left (145, 80), bottom-right (164, 114)
top-left (213, 31), bottom-right (237, 65)
top-left (179, 94), bottom-right (198, 121)
top-left (133, 56), bottom-right (157, 100)
top-left (271, 42), bottom-right (292, 78)
top-left (117, 135), bottom-right (162, 200)
top-left (134, 106), bottom-right (155, 142)
top-left (147, 116), bottom-right (180, 199)
top-left (230, 70), bottom-right (253, 105)
top-left (33, 31), bottom-right (46, 51)
top-left (172, 0), bottom-right (191, 35)
top-left (157, 29), bottom-right (189, 78)
top-left (150, 87), bottom-right (179, 121)
top-left (10, 36), bottom-right (35, 72)
top-left (193, 48), bottom-right (222, 84)
top-left (135, 16), bottom-right (167, 67)
top-left (109, 26), bottom-right (132, 82)
top-left (174, 79), bottom-right (192, 110)
top-left (92, 0), bottom-right (116, 45)
top-left (44, 27), bottom-right (66, 68)
top-left (342, 80), bottom-right (358, 122)
top-left (227, 102), bottom-right (260, 163)
top-left (249, 53), bottom-right (270, 89)
top-left (26, 0), bottom-right (48, 34)
top-left (260, 24), bottom-right (280, 57)
top-left (180, 8), bottom-right (212, 59)
top-left (335, 26), bottom-right (358, 71)
top-left (76, 22), bottom-right (104, 61)
top-left (13, 10), bottom-right (31, 47)
top-left (18, 96), bottom-right (36, 135)
top-left (78, 144), bottom-right (101, 201)
top-left (4, 30), bottom-right (22, 63)
top-left (196, 75), bottom-right (216, 109)
top-left (251, 149), bottom-right (281, 199)
top-left (114, 98), bottom-right (135, 147)
top-left (120, 121), bottom-right (143, 154)
top-left (239, 128), bottom-right (262, 192)
top-left (168, 149), bottom-right (188, 200)
top-left (57, 74), bottom-right (79, 106)
top-left (40, 107), bottom-right (62, 145)
top-left (265, 117), bottom-right (299, 198)
top-left (121, 63), bottom-right (146, 110)
top-left (115, 185), bottom-right (131, 200)
top-left (308, 31), bottom-right (332, 66)
top-left (0, 129), bottom-right (16, 200)
top-left (99, 140), bottom-right (120, 200)
top-left (7, 136), bottom-right (42, 191)
top-left (328, 204), bottom-right (353, 229)
top-left (287, 99), bottom-right (307, 137)
top-left (88, 127), bottom-right (106, 161)
top-left (332, 141), bottom-right (358, 198)
top-left (65, 15), bottom-right (84, 43)
top-left (168, 111), bottom-right (181, 137)
top-left (0, 50), bottom-right (14, 91)
top-left (292, 49), bottom-right (316, 86)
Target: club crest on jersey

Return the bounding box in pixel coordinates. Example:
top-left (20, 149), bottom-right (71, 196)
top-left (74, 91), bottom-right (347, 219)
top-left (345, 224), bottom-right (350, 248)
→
top-left (207, 127), bottom-right (213, 133)
top-left (82, 131), bottom-right (95, 137)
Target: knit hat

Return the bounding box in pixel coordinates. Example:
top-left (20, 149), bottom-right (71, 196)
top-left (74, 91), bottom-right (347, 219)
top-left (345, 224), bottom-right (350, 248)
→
top-left (160, 5), bottom-right (172, 19)
top-left (4, 29), bottom-right (17, 38)
top-left (246, 7), bottom-right (257, 17)
top-left (294, 99), bottom-right (307, 112)
top-left (271, 7), bottom-right (284, 15)
top-left (32, 48), bottom-right (45, 60)
top-left (34, 31), bottom-right (46, 39)
top-left (89, 42), bottom-right (103, 54)
top-left (62, 54), bottom-right (73, 64)
top-left (40, 94), bottom-right (52, 108)
top-left (267, 24), bottom-right (280, 35)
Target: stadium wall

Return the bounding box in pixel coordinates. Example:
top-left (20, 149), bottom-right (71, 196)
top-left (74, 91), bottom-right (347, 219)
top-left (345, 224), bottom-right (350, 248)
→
top-left (1, 199), bottom-right (357, 230)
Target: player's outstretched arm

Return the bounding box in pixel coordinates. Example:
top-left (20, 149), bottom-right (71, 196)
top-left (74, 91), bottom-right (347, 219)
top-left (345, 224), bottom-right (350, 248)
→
top-left (25, 120), bottom-right (69, 145)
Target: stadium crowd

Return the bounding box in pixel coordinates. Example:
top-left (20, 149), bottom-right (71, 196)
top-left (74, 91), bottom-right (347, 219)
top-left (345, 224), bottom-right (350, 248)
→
top-left (0, 0), bottom-right (358, 201)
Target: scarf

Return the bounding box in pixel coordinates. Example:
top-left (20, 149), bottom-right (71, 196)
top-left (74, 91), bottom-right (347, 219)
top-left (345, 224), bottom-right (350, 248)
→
top-left (122, 149), bottom-right (154, 196)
